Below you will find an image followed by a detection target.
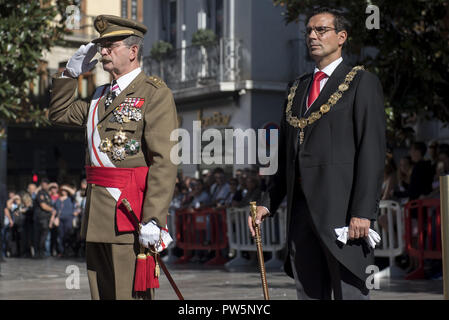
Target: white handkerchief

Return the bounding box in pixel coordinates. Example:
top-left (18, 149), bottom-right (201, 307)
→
top-left (334, 226), bottom-right (381, 249)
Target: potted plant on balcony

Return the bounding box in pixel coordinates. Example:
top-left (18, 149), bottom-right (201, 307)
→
top-left (149, 40), bottom-right (173, 79)
top-left (191, 29), bottom-right (217, 83)
top-left (191, 28), bottom-right (217, 47)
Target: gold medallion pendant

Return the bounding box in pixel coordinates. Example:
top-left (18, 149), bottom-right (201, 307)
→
top-left (285, 65), bottom-right (364, 145)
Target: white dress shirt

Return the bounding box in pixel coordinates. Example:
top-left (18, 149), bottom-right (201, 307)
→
top-left (113, 67), bottom-right (141, 94)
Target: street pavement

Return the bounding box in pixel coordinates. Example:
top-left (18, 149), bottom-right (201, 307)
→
top-left (0, 257), bottom-right (444, 300)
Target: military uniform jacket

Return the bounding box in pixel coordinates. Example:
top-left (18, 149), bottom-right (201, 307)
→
top-left (260, 63), bottom-right (386, 284)
top-left (49, 70), bottom-right (178, 244)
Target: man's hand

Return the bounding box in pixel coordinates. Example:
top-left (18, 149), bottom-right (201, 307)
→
top-left (247, 206), bottom-right (269, 237)
top-left (65, 42), bottom-right (98, 78)
top-left (348, 217), bottom-right (370, 240)
top-left (139, 221), bottom-right (161, 248)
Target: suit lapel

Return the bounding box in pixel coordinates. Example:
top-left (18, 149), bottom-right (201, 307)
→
top-left (291, 74), bottom-right (312, 156)
top-left (98, 71), bottom-right (146, 124)
top-left (292, 74), bottom-right (312, 118)
top-left (292, 73), bottom-right (313, 155)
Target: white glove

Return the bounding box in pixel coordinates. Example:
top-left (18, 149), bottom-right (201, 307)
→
top-left (65, 42), bottom-right (98, 78)
top-left (139, 220), bottom-right (173, 252)
top-left (334, 226), bottom-right (381, 249)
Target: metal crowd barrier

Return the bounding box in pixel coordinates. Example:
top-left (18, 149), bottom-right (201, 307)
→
top-left (162, 211), bottom-right (178, 263)
top-left (225, 206), bottom-right (287, 271)
top-left (373, 200), bottom-right (406, 279)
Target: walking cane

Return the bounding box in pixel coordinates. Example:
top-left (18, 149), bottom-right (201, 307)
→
top-left (250, 201), bottom-right (270, 300)
top-left (121, 198), bottom-right (184, 300)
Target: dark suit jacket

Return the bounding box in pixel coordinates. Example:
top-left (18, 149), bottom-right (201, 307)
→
top-left (261, 62), bottom-right (386, 283)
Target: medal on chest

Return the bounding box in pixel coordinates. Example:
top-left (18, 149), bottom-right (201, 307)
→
top-left (98, 127), bottom-right (141, 161)
top-left (111, 97), bottom-right (144, 123)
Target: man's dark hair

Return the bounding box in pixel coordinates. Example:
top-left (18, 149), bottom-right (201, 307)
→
top-left (412, 141), bottom-right (427, 157)
top-left (40, 178), bottom-right (50, 185)
top-left (306, 7), bottom-right (351, 34)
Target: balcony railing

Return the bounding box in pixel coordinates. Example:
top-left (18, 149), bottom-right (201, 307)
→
top-left (143, 38), bottom-right (242, 91)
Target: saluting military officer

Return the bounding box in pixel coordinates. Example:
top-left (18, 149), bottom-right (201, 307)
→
top-left (49, 15), bottom-right (178, 300)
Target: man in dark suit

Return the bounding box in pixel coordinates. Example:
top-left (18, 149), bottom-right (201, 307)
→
top-left (249, 7), bottom-right (386, 299)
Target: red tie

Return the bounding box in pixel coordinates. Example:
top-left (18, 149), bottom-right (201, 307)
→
top-left (307, 71), bottom-right (327, 109)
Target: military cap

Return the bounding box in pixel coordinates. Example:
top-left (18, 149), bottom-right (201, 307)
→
top-left (92, 15), bottom-right (147, 43)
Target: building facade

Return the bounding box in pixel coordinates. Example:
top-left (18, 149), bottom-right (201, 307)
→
top-left (142, 0), bottom-right (311, 178)
top-left (5, 0), bottom-right (449, 192)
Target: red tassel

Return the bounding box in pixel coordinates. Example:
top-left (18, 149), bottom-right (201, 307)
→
top-left (134, 253), bottom-right (147, 292)
top-left (146, 253), bottom-right (160, 289)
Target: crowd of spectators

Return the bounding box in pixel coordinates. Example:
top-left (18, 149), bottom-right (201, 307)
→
top-left (169, 167), bottom-right (267, 215)
top-left (1, 167), bottom-right (266, 261)
top-left (1, 140), bottom-right (446, 272)
top-left (167, 167), bottom-right (267, 263)
top-left (379, 141), bottom-right (449, 206)
top-left (1, 179), bottom-right (86, 260)
top-left (379, 140), bottom-right (448, 279)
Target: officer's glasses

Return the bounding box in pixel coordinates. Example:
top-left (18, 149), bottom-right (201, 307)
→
top-left (304, 26), bottom-right (337, 37)
top-left (97, 42), bottom-right (125, 54)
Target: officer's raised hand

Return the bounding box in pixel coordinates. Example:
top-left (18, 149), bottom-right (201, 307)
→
top-left (64, 42), bottom-right (98, 78)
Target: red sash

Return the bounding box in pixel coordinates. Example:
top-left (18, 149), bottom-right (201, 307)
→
top-left (85, 166), bottom-right (149, 232)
